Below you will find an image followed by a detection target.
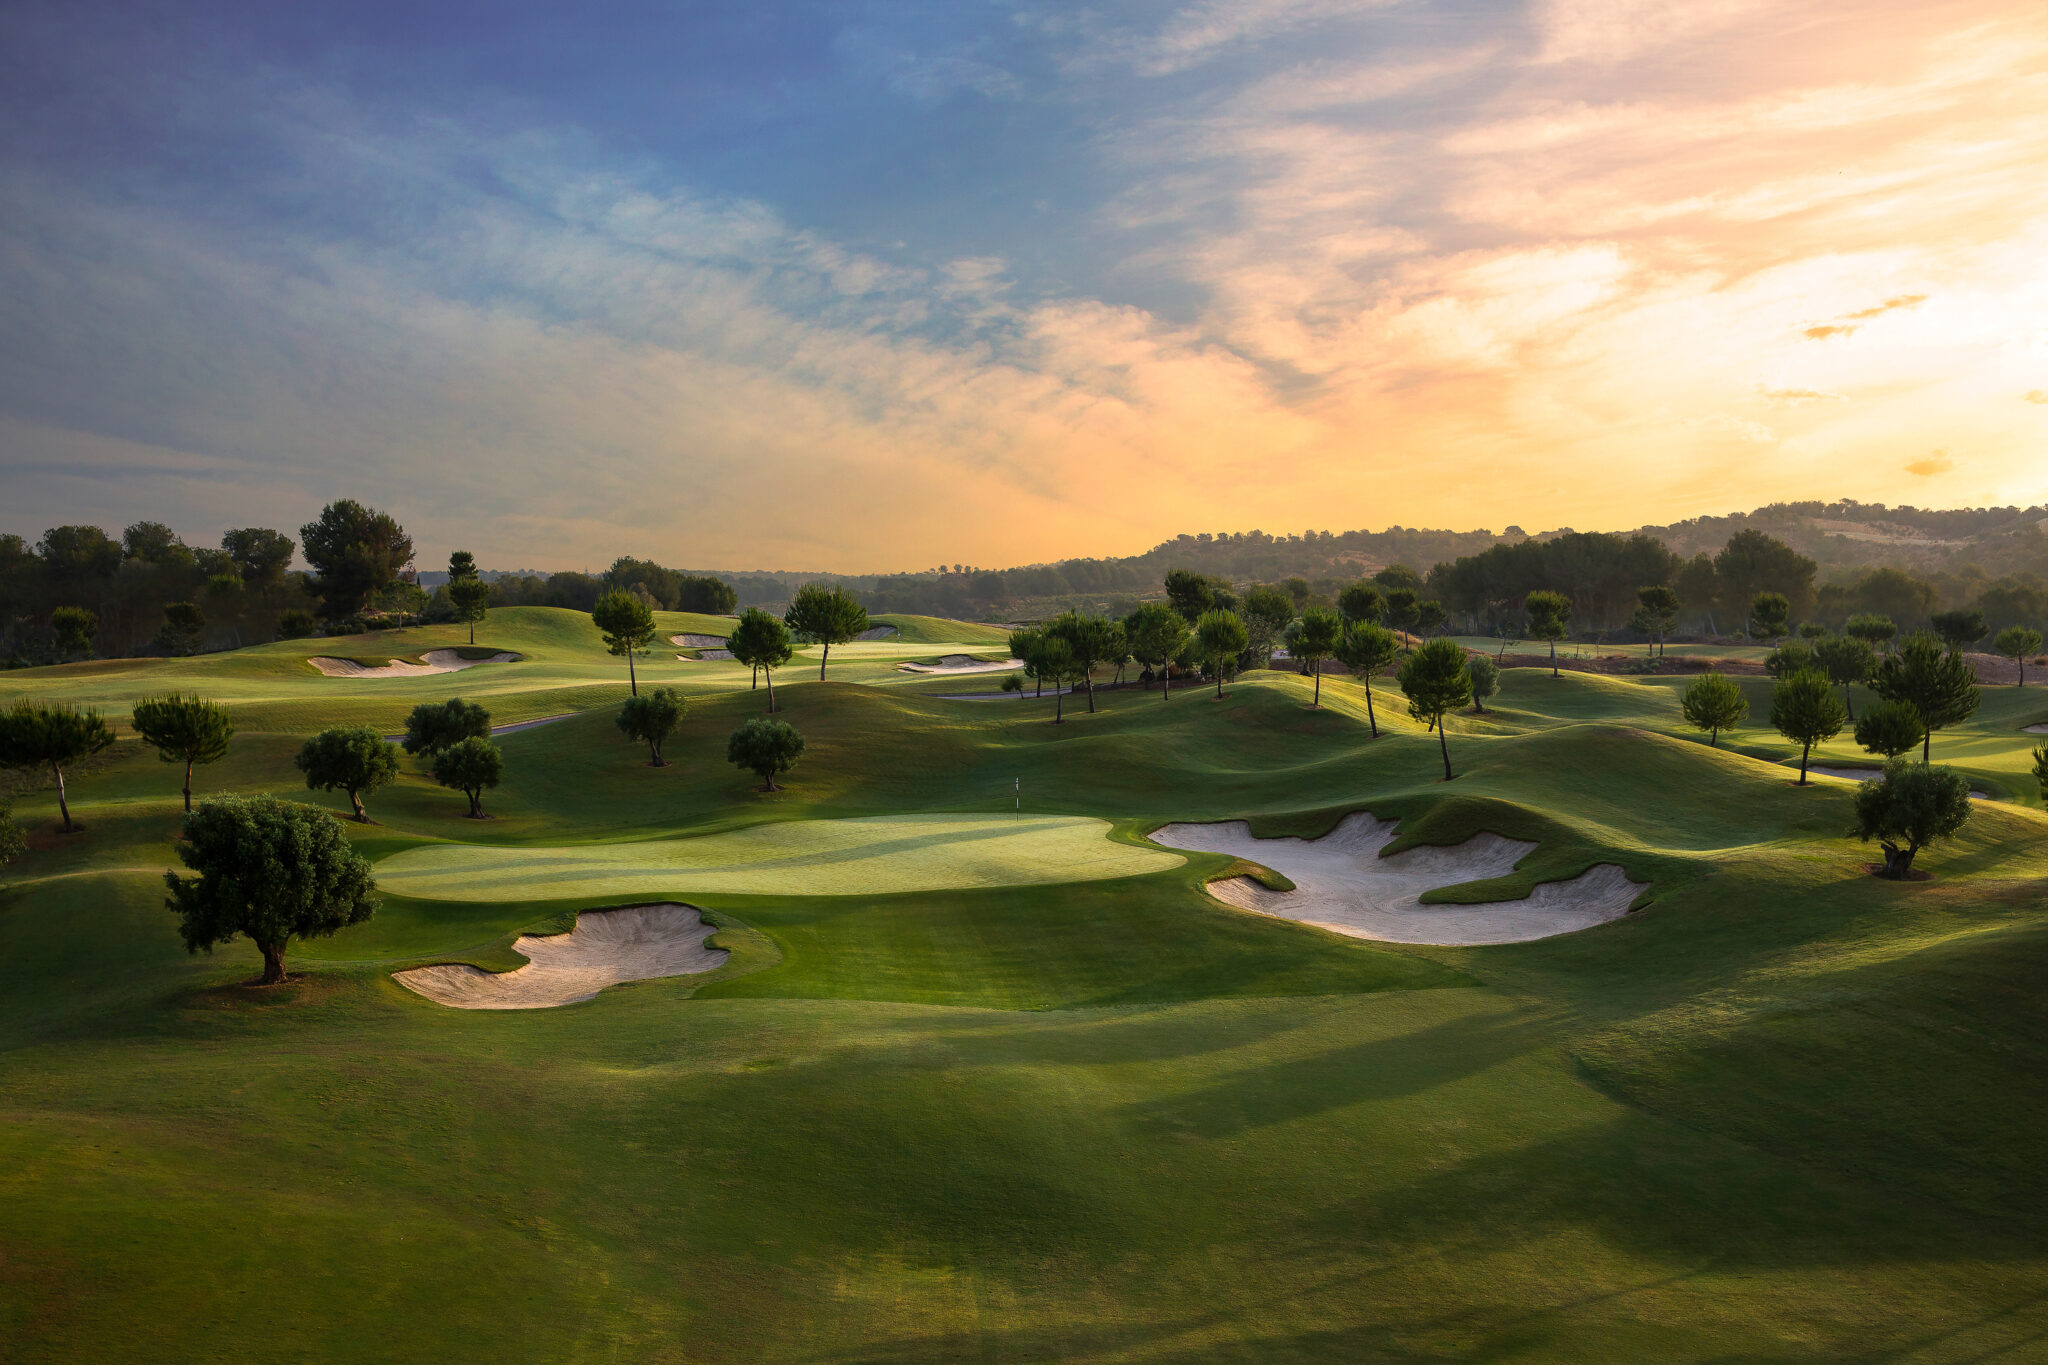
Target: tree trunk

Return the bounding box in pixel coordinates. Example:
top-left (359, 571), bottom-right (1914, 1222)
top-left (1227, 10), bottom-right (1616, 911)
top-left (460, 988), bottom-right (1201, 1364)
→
top-left (1878, 839), bottom-right (1916, 879)
top-left (183, 757), bottom-right (195, 812)
top-left (765, 669), bottom-right (777, 713)
top-left (1923, 729), bottom-right (1932, 763)
top-left (52, 762), bottom-right (73, 832)
top-left (820, 642), bottom-right (830, 682)
top-left (1054, 684), bottom-right (1064, 724)
top-left (752, 664), bottom-right (759, 689)
top-left (1437, 713), bottom-right (1453, 780)
top-left (349, 787), bottom-right (367, 820)
top-left (1798, 742), bottom-right (1811, 784)
top-left (1214, 668), bottom-right (1224, 698)
top-left (1709, 727), bottom-right (1719, 748)
top-left (1085, 670), bottom-right (1096, 713)
top-left (1364, 680), bottom-right (1378, 737)
top-left (1312, 667), bottom-right (1321, 707)
top-left (627, 645), bottom-right (638, 696)
top-left (1549, 638), bottom-right (1558, 678)
top-left (470, 620), bottom-right (476, 645)
top-left (469, 789), bottom-right (485, 818)
top-left (1843, 684), bottom-right (1855, 720)
top-left (1162, 665), bottom-right (1170, 700)
top-left (648, 741), bottom-right (664, 767)
top-left (258, 940), bottom-right (287, 985)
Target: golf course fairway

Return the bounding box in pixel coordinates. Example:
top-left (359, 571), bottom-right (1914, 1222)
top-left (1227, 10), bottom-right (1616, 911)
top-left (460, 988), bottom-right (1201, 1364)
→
top-left (376, 813), bottom-right (1181, 899)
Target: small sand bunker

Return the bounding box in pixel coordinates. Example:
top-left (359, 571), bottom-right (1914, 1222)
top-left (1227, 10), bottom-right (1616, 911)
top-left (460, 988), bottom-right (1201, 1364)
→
top-left (393, 904), bottom-right (727, 1010)
top-left (2025, 723), bottom-right (2048, 735)
top-left (856, 625), bottom-right (899, 641)
top-left (671, 634), bottom-right (726, 648)
top-left (898, 655), bottom-right (1023, 675)
top-left (309, 649), bottom-right (520, 678)
top-left (1149, 813), bottom-right (1643, 945)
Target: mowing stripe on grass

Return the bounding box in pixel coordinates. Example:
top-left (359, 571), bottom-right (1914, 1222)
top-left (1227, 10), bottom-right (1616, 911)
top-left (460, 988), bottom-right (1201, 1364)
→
top-left (375, 813), bottom-right (1183, 900)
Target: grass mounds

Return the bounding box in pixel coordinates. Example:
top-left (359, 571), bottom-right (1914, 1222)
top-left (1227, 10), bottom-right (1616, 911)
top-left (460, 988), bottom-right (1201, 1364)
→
top-left (870, 613), bottom-right (1013, 645)
top-left (374, 813), bottom-right (1183, 901)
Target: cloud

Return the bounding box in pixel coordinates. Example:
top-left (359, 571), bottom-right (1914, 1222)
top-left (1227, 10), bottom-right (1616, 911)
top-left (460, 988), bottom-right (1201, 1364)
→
top-left (1842, 293), bottom-right (1928, 320)
top-left (1802, 325), bottom-right (1859, 341)
top-left (2025, 390), bottom-right (2048, 404)
top-left (1904, 451), bottom-right (1956, 477)
top-left (1758, 387), bottom-right (1844, 403)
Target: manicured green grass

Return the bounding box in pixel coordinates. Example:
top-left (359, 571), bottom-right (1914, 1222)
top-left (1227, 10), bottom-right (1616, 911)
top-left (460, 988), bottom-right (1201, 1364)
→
top-left (4, 636), bottom-right (2048, 1360)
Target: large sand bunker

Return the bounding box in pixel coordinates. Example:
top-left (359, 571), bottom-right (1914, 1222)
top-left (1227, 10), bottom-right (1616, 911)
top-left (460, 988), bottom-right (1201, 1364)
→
top-left (376, 813), bottom-right (1181, 901)
top-left (670, 634), bottom-right (726, 647)
top-left (855, 625), bottom-right (899, 640)
top-left (1149, 813), bottom-right (1644, 945)
top-left (394, 903), bottom-right (727, 1009)
top-left (898, 655), bottom-right (1023, 675)
top-left (310, 649), bottom-right (520, 678)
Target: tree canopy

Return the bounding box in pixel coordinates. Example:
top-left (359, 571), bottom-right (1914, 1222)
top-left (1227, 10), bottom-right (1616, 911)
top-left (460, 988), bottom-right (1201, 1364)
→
top-left (298, 500), bottom-right (414, 619)
top-left (1749, 591), bottom-right (1791, 643)
top-left (1336, 582), bottom-right (1384, 627)
top-left (402, 698), bottom-right (492, 757)
top-left (618, 687), bottom-right (686, 766)
top-left (1195, 610), bottom-right (1249, 697)
top-left (0, 700), bottom-right (115, 831)
top-left (447, 575), bottom-right (490, 644)
top-left (1334, 622), bottom-right (1400, 737)
top-left (1770, 669), bottom-right (1847, 784)
top-left (728, 717), bottom-right (806, 791)
top-left (1291, 607), bottom-right (1343, 706)
top-left (1466, 653), bottom-right (1500, 713)
top-left (1854, 699), bottom-right (1925, 759)
top-left (130, 694), bottom-right (235, 812)
top-left (1399, 639), bottom-right (1474, 780)
top-left (1869, 632), bottom-right (1979, 761)
top-left (1523, 590), bottom-right (1572, 675)
top-left (1680, 672), bottom-right (1747, 748)
top-left (295, 726), bottom-right (400, 821)
top-left (727, 607), bottom-right (795, 711)
top-left (1929, 608), bottom-right (1988, 653)
top-left (432, 737), bottom-right (504, 817)
top-left (1994, 625), bottom-right (2044, 686)
top-left (164, 795), bottom-right (377, 984)
top-left (784, 583), bottom-right (870, 682)
top-left (1124, 602), bottom-right (1192, 700)
top-left (592, 590), bottom-right (658, 695)
top-left (1852, 760), bottom-right (1971, 880)
top-left (1045, 612), bottom-right (1124, 713)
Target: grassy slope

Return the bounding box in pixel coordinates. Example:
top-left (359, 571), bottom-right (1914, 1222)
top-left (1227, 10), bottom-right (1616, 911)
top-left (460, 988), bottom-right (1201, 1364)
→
top-left (3, 647), bottom-right (2048, 1359)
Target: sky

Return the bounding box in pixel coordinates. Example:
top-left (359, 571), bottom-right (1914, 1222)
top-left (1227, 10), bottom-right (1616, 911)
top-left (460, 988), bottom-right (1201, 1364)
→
top-left (3, 0), bottom-right (2046, 573)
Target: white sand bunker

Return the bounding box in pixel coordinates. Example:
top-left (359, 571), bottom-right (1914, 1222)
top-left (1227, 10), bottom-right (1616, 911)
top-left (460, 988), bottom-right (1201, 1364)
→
top-left (1149, 813), bottom-right (1644, 945)
top-left (671, 634), bottom-right (726, 648)
top-left (310, 649), bottom-right (520, 678)
top-left (393, 904), bottom-right (728, 1010)
top-left (898, 655), bottom-right (1023, 675)
top-left (2025, 723), bottom-right (2048, 735)
top-left (856, 626), bottom-right (899, 640)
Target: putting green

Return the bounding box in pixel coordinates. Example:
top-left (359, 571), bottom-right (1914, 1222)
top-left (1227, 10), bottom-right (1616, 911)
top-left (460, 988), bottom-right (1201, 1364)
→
top-left (375, 813), bottom-right (1182, 900)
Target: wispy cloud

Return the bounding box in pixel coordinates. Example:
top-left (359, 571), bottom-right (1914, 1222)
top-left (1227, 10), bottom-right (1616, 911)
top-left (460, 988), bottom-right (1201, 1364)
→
top-left (1905, 451), bottom-right (1956, 477)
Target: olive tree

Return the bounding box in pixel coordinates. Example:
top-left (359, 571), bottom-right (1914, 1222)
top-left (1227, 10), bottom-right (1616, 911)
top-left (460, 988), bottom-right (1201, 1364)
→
top-left (618, 687), bottom-right (686, 766)
top-left (0, 701), bottom-right (115, 832)
top-left (1852, 759), bottom-right (1971, 880)
top-left (1770, 670), bottom-right (1847, 784)
top-left (1870, 631), bottom-right (1978, 762)
top-left (1335, 622), bottom-right (1400, 737)
top-left (295, 726), bottom-right (400, 821)
top-left (1195, 610), bottom-right (1249, 698)
top-left (1125, 602), bottom-right (1191, 700)
top-left (783, 583), bottom-right (869, 682)
top-left (130, 694), bottom-right (235, 812)
top-left (1994, 625), bottom-right (2043, 686)
top-left (1524, 590), bottom-right (1571, 676)
top-left (1854, 700), bottom-right (1925, 760)
top-left (728, 716), bottom-right (805, 791)
top-left (592, 590), bottom-right (658, 695)
top-left (432, 736), bottom-right (503, 818)
top-left (164, 795), bottom-right (377, 984)
top-left (1680, 671), bottom-right (1747, 748)
top-left (727, 607), bottom-right (794, 712)
top-left (1400, 639), bottom-right (1474, 780)
top-left (1291, 607), bottom-right (1342, 707)
top-left (402, 698), bottom-right (491, 758)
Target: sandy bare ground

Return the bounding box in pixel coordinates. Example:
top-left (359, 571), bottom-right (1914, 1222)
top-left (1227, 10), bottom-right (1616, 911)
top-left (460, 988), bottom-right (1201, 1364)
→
top-left (1149, 813), bottom-right (1644, 945)
top-left (1802, 764), bottom-right (1993, 799)
top-left (393, 904), bottom-right (727, 1009)
top-left (856, 626), bottom-right (899, 640)
top-left (309, 649), bottom-right (520, 678)
top-left (670, 634), bottom-right (726, 647)
top-left (2024, 723), bottom-right (2048, 734)
top-left (898, 655), bottom-right (1023, 675)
